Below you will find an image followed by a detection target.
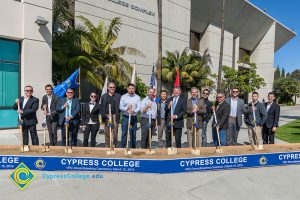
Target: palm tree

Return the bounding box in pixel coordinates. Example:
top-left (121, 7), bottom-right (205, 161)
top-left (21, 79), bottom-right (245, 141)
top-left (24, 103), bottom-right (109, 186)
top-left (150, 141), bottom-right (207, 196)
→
top-left (52, 25), bottom-right (85, 85)
top-left (217, 0), bottom-right (225, 91)
top-left (72, 16), bottom-right (145, 89)
top-left (162, 48), bottom-right (213, 92)
top-left (53, 0), bottom-right (73, 31)
top-left (157, 0), bottom-right (163, 94)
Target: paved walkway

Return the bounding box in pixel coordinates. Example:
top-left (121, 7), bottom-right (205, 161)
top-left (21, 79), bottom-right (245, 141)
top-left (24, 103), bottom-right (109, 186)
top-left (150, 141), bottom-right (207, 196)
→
top-left (0, 105), bottom-right (299, 200)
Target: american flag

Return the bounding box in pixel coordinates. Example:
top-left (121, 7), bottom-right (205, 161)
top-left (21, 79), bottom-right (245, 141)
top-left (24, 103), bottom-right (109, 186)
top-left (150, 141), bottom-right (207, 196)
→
top-left (150, 63), bottom-right (156, 88)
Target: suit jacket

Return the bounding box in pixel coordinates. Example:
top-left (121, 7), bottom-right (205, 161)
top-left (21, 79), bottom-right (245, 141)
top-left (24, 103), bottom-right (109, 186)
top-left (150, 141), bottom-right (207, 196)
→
top-left (202, 98), bottom-right (213, 123)
top-left (82, 102), bottom-right (100, 124)
top-left (165, 95), bottom-right (187, 128)
top-left (212, 101), bottom-right (230, 130)
top-left (13, 96), bottom-right (39, 126)
top-left (186, 98), bottom-right (206, 129)
top-left (225, 97), bottom-right (248, 127)
top-left (244, 101), bottom-right (267, 127)
top-left (156, 99), bottom-right (167, 126)
top-left (41, 94), bottom-right (60, 121)
top-left (99, 93), bottom-right (121, 123)
top-left (56, 97), bottom-right (81, 126)
top-left (264, 102), bottom-right (280, 128)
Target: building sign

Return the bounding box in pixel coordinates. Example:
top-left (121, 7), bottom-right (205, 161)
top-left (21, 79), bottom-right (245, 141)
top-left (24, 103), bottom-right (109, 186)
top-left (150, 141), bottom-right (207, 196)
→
top-left (108, 0), bottom-right (155, 17)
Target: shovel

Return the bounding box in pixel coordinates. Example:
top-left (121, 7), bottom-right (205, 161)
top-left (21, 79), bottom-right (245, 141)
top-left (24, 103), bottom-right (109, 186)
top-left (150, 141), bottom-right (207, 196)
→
top-left (17, 101), bottom-right (29, 152)
top-left (252, 103), bottom-right (262, 151)
top-left (191, 109), bottom-right (200, 155)
top-left (106, 104), bottom-right (116, 155)
top-left (168, 104), bottom-right (177, 155)
top-left (146, 112), bottom-right (155, 155)
top-left (41, 110), bottom-right (50, 153)
top-left (64, 106), bottom-right (72, 153)
top-left (125, 113), bottom-right (132, 155)
top-left (213, 109), bottom-right (223, 153)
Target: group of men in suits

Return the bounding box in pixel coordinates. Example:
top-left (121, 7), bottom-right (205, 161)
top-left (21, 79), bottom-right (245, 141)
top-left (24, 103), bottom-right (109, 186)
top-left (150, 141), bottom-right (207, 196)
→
top-left (13, 83), bottom-right (280, 149)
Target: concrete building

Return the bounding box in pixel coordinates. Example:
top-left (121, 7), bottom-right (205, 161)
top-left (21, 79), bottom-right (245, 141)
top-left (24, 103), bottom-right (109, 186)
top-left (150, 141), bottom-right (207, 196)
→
top-left (0, 0), bottom-right (52, 128)
top-left (75, 0), bottom-right (295, 99)
top-left (0, 0), bottom-right (295, 128)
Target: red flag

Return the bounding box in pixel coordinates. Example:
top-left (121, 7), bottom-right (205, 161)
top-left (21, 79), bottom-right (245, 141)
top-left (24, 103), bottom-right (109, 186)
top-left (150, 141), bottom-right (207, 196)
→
top-left (174, 68), bottom-right (180, 87)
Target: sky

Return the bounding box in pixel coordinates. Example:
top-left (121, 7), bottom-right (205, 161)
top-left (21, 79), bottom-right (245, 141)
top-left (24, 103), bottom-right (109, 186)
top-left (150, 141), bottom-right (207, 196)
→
top-left (249, 0), bottom-right (299, 73)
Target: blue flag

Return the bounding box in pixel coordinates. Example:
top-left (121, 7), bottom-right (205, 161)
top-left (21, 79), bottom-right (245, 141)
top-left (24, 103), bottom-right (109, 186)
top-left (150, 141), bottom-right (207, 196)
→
top-left (53, 69), bottom-right (79, 97)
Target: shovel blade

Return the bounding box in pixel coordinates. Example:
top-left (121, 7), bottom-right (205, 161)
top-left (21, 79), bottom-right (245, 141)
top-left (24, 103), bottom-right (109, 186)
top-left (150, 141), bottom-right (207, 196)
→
top-left (258, 145), bottom-right (264, 150)
top-left (21, 145), bottom-right (30, 152)
top-left (191, 149), bottom-right (201, 155)
top-left (145, 149), bottom-right (155, 155)
top-left (124, 149), bottom-right (132, 155)
top-left (215, 147), bottom-right (223, 154)
top-left (106, 150), bottom-right (116, 155)
top-left (167, 147), bottom-right (177, 155)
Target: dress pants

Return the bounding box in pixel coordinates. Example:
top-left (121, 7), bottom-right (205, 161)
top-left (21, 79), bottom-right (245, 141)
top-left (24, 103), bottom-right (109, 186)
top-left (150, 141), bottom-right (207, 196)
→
top-left (166, 126), bottom-right (182, 148)
top-left (262, 125), bottom-right (275, 144)
top-left (22, 125), bottom-right (39, 145)
top-left (46, 116), bottom-right (58, 146)
top-left (83, 123), bottom-right (100, 147)
top-left (141, 117), bottom-right (156, 149)
top-left (61, 121), bottom-right (79, 146)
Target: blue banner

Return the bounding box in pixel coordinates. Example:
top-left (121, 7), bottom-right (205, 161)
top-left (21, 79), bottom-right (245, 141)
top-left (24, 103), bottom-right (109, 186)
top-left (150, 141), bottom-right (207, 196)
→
top-left (1, 152), bottom-right (300, 173)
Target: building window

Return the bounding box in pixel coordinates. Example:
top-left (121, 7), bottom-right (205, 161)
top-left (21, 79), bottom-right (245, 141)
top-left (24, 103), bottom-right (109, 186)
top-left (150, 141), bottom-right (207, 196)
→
top-left (0, 38), bottom-right (20, 129)
top-left (190, 31), bottom-right (201, 51)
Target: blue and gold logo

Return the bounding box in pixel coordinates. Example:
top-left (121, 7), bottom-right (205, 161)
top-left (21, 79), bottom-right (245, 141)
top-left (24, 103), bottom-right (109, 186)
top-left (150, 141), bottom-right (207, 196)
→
top-left (35, 158), bottom-right (46, 170)
top-left (8, 162), bottom-right (36, 190)
top-left (259, 156), bottom-right (268, 166)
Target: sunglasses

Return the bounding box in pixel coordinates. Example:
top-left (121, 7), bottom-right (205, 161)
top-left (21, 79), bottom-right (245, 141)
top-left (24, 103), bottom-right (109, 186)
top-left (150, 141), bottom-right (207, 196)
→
top-left (25, 90), bottom-right (33, 92)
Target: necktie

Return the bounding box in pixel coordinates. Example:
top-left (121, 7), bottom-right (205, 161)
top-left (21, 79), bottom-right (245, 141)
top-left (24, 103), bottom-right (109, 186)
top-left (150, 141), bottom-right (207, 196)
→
top-left (173, 97), bottom-right (178, 112)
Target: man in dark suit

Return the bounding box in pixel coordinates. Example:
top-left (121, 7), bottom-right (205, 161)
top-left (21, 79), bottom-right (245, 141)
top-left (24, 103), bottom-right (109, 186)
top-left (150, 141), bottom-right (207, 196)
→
top-left (56, 88), bottom-right (80, 146)
top-left (225, 88), bottom-right (248, 146)
top-left (100, 82), bottom-right (121, 148)
top-left (186, 87), bottom-right (206, 147)
top-left (263, 92), bottom-right (280, 144)
top-left (157, 90), bottom-right (168, 148)
top-left (201, 89), bottom-right (213, 147)
top-left (165, 87), bottom-right (187, 148)
top-left (13, 85), bottom-right (39, 145)
top-left (41, 84), bottom-right (60, 146)
top-left (82, 91), bottom-right (100, 147)
top-left (212, 92), bottom-right (230, 146)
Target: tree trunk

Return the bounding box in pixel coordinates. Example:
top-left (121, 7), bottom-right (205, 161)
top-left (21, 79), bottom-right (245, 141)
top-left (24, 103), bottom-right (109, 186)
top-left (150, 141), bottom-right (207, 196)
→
top-left (217, 0), bottom-right (225, 92)
top-left (157, 0), bottom-right (163, 94)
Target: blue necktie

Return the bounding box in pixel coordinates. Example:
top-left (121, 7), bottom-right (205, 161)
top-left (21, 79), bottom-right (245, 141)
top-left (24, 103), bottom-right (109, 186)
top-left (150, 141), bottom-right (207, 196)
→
top-left (173, 97), bottom-right (178, 111)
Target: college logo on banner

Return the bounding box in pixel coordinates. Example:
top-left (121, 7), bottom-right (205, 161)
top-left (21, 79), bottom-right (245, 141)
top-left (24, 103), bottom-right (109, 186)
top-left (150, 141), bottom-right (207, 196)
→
top-left (8, 162), bottom-right (36, 190)
top-left (34, 158), bottom-right (46, 170)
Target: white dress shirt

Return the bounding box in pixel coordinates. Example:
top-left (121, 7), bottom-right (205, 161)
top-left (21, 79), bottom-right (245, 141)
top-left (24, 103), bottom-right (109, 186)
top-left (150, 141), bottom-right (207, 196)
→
top-left (88, 102), bottom-right (96, 124)
top-left (266, 102), bottom-right (273, 112)
top-left (47, 95), bottom-right (52, 113)
top-left (230, 98), bottom-right (238, 117)
top-left (23, 97), bottom-right (29, 109)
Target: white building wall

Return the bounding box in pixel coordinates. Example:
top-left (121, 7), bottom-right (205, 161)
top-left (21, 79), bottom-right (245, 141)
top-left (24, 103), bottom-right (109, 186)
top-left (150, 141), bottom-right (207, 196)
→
top-left (0, 0), bottom-right (52, 128)
top-left (75, 0), bottom-right (190, 83)
top-left (199, 24), bottom-right (234, 75)
top-left (250, 22), bottom-right (276, 101)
